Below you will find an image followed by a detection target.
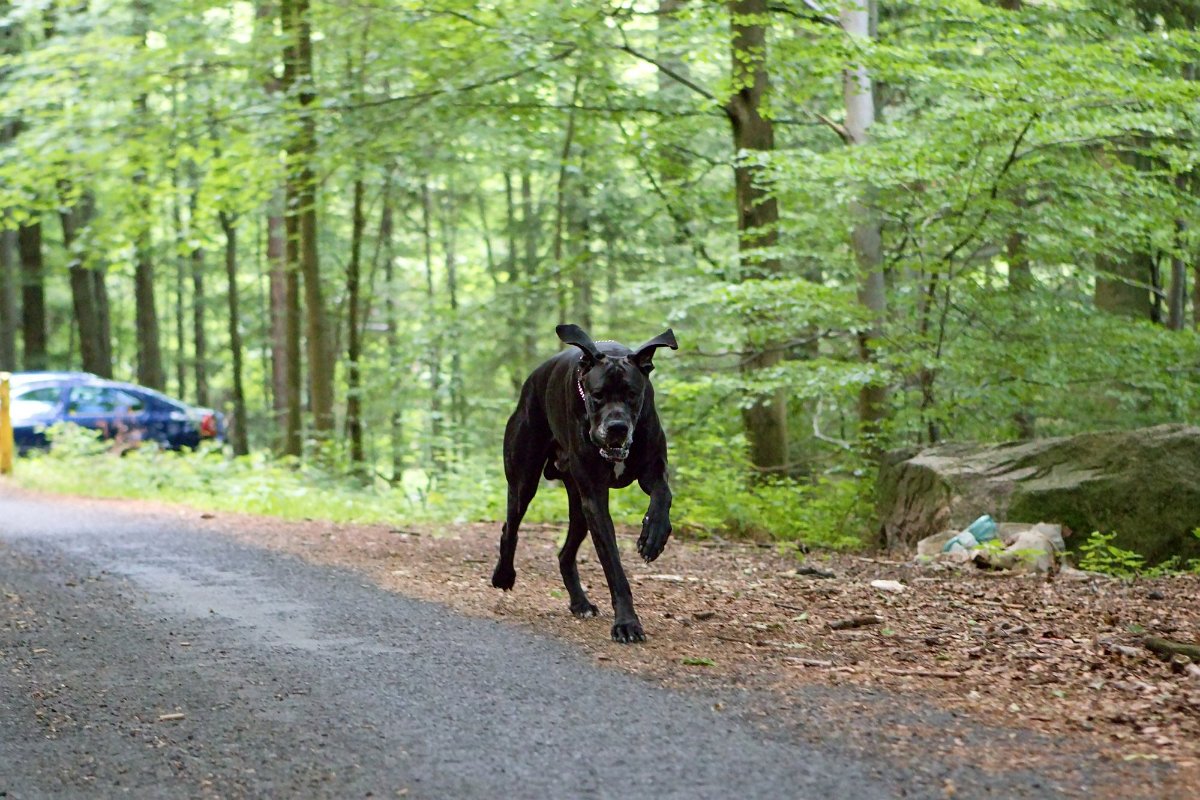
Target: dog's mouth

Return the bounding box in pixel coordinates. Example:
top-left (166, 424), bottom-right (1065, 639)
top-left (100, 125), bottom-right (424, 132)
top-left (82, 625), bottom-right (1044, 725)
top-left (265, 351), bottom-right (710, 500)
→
top-left (598, 443), bottom-right (631, 463)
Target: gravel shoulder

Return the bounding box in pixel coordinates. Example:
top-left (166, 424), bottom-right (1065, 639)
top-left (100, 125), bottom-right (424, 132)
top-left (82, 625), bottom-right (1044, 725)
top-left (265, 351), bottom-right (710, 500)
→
top-left (2, 484), bottom-right (1197, 798)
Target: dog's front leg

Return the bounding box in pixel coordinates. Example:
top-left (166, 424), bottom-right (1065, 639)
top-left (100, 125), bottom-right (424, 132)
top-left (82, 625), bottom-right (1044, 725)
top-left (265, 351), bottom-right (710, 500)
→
top-left (637, 464), bottom-right (673, 563)
top-left (578, 481), bottom-right (644, 643)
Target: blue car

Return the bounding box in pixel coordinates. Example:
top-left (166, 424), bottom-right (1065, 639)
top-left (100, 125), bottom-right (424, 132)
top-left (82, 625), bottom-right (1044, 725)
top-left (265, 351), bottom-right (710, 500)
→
top-left (7, 372), bottom-right (225, 453)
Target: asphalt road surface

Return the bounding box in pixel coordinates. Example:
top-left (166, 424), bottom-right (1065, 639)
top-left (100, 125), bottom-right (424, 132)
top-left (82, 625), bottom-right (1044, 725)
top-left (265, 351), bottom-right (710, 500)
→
top-left (0, 491), bottom-right (1122, 798)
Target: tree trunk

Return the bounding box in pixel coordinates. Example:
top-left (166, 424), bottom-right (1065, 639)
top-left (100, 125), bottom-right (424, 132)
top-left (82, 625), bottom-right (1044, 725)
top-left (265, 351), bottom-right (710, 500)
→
top-left (1167, 176), bottom-right (1188, 331)
top-left (1095, 252), bottom-right (1152, 319)
top-left (421, 180), bottom-right (444, 471)
top-left (281, 0), bottom-right (332, 450)
top-left (219, 211), bottom-right (250, 456)
top-left (284, 214), bottom-right (303, 457)
top-left (132, 0), bottom-right (164, 390)
top-left (172, 179), bottom-right (188, 398)
top-left (440, 186), bottom-right (466, 452)
top-left (60, 190), bottom-right (111, 377)
top-left (345, 175), bottom-right (366, 470)
top-left (189, 188), bottom-right (209, 407)
top-left (0, 227), bottom-right (16, 371)
top-left (572, 168), bottom-right (594, 332)
top-left (726, 0), bottom-right (789, 472)
top-left (381, 184), bottom-right (404, 483)
top-left (520, 172), bottom-right (539, 368)
top-left (552, 74), bottom-right (582, 326)
top-left (93, 268), bottom-right (112, 374)
top-left (266, 196), bottom-right (290, 449)
top-left (1006, 227), bottom-right (1036, 439)
top-left (842, 0), bottom-right (888, 452)
top-left (503, 172), bottom-right (523, 393)
top-left (18, 222), bottom-right (47, 371)
top-left (1194, 258), bottom-right (1200, 330)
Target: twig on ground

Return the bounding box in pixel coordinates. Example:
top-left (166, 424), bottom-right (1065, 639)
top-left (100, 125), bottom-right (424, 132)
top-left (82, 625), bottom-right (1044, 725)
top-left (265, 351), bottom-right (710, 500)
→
top-left (1143, 636), bottom-right (1200, 662)
top-left (884, 668), bottom-right (963, 679)
top-left (785, 657), bottom-right (835, 668)
top-left (827, 614), bottom-right (884, 631)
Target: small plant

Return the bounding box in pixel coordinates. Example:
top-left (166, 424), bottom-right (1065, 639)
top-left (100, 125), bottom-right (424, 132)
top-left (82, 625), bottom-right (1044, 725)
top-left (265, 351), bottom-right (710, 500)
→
top-left (681, 657), bottom-right (715, 667)
top-left (1077, 531), bottom-right (1145, 578)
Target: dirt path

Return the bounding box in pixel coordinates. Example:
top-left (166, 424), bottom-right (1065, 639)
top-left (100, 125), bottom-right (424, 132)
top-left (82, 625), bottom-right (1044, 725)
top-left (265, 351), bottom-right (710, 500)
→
top-left (4, 484), bottom-right (1198, 797)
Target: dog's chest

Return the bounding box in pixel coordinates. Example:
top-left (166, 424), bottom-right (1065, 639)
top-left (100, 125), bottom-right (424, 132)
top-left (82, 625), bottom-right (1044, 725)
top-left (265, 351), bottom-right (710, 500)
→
top-left (612, 460), bottom-right (625, 480)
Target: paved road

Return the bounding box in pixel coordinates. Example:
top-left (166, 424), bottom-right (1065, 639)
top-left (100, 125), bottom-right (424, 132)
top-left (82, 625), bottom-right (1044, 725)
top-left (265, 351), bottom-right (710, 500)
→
top-left (0, 491), bottom-right (1113, 798)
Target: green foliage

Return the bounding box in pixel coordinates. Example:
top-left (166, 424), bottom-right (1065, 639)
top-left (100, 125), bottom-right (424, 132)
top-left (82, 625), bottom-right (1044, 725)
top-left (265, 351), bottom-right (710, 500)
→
top-left (4, 0), bottom-right (1200, 558)
top-left (1078, 531), bottom-right (1147, 577)
top-left (1077, 530), bottom-right (1200, 577)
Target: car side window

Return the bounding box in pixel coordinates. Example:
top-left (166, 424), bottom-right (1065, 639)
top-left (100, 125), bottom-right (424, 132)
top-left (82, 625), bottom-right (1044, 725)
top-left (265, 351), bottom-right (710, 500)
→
top-left (14, 386), bottom-right (62, 405)
top-left (69, 387), bottom-right (145, 415)
top-left (11, 385), bottom-right (62, 415)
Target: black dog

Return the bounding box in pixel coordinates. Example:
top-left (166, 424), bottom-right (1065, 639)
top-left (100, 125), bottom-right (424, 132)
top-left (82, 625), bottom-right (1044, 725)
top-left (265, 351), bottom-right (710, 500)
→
top-left (491, 324), bottom-right (678, 643)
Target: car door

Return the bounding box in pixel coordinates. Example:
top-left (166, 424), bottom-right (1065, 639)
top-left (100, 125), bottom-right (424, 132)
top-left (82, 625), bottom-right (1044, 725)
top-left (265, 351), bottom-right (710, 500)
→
top-left (9, 383), bottom-right (66, 450)
top-left (66, 385), bottom-right (149, 446)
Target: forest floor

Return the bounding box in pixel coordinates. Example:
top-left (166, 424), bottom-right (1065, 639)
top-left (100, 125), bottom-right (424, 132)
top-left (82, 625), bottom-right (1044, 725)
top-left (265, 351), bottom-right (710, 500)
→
top-left (10, 486), bottom-right (1200, 796)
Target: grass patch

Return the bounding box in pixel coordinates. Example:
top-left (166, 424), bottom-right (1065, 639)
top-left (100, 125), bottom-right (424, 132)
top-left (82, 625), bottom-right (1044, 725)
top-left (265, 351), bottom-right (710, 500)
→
top-left (9, 423), bottom-right (873, 549)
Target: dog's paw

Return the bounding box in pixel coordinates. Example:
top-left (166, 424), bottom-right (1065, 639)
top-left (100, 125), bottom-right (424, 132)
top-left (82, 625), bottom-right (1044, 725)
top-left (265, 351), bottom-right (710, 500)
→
top-left (637, 516), bottom-right (672, 563)
top-left (570, 600), bottom-right (599, 619)
top-left (491, 561), bottom-right (516, 591)
top-left (611, 619), bottom-right (645, 644)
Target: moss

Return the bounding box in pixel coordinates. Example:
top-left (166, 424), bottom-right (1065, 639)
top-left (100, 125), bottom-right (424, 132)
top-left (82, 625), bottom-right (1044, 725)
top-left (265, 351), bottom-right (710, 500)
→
top-left (878, 424), bottom-right (1200, 563)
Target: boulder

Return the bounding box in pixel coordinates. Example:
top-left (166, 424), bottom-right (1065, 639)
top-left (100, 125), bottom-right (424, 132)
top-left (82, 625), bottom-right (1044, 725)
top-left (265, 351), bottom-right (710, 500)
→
top-left (876, 424), bottom-right (1200, 564)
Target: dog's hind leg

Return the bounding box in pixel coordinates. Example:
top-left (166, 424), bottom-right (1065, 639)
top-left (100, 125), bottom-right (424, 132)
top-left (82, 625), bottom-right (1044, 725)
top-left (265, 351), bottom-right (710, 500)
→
top-left (492, 411), bottom-right (548, 591)
top-left (559, 479), bottom-right (598, 618)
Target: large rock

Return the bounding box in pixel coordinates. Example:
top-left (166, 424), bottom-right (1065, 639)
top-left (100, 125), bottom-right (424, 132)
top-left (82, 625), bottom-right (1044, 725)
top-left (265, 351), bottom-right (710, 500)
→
top-left (876, 424), bottom-right (1200, 563)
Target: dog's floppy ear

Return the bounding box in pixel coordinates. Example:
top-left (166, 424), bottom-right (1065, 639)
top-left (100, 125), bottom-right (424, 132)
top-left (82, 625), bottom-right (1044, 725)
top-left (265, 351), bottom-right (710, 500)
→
top-left (557, 323), bottom-right (605, 369)
top-left (632, 328), bottom-right (678, 375)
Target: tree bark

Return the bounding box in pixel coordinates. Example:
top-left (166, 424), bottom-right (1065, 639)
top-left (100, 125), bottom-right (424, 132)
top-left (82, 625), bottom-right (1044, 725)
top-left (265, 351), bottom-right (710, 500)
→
top-left (262, 194), bottom-right (289, 448)
top-left (60, 190), bottom-right (111, 377)
top-left (503, 172), bottom-right (523, 393)
top-left (219, 211), bottom-right (250, 456)
top-left (346, 175), bottom-right (366, 470)
top-left (421, 180), bottom-right (444, 471)
top-left (18, 222), bottom-right (47, 371)
top-left (1006, 226), bottom-right (1036, 439)
top-left (552, 74), bottom-right (582, 326)
top-left (572, 167), bottom-right (594, 332)
top-left (1167, 176), bottom-right (1188, 331)
top-left (381, 184), bottom-right (404, 483)
top-left (284, 211), bottom-right (303, 457)
top-left (132, 0), bottom-right (164, 390)
top-left (440, 186), bottom-right (466, 450)
top-left (520, 172), bottom-right (539, 370)
top-left (172, 177), bottom-right (188, 398)
top-left (842, 0), bottom-right (888, 452)
top-left (189, 187), bottom-right (209, 407)
top-left (0, 227), bottom-right (16, 371)
top-left (285, 0), bottom-right (332, 440)
top-left (1095, 252), bottom-right (1152, 319)
top-left (726, 0), bottom-right (789, 472)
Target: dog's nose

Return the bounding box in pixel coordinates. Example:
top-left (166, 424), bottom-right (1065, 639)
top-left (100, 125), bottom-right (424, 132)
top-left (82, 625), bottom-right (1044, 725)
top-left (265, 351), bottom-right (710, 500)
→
top-left (605, 421), bottom-right (630, 442)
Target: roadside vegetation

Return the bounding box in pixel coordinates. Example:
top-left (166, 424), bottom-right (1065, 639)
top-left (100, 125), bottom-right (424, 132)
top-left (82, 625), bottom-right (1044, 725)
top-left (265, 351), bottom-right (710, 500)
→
top-left (15, 423), bottom-right (869, 549)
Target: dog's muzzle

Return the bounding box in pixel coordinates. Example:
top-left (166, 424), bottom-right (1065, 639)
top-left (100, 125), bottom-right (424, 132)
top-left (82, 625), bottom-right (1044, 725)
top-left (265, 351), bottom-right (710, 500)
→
top-left (598, 442), bottom-right (631, 463)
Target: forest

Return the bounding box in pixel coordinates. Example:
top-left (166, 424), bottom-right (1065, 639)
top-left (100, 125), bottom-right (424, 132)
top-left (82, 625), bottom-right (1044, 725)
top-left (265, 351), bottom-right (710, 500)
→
top-left (2, 0), bottom-right (1200, 544)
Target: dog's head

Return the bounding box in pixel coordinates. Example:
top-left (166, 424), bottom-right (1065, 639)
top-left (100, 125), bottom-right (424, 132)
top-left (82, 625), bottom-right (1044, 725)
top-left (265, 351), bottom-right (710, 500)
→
top-left (557, 324), bottom-right (678, 463)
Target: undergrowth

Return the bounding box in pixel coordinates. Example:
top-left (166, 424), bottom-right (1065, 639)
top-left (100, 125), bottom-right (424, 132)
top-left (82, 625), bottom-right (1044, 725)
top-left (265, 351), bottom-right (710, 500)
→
top-left (1077, 530), bottom-right (1200, 578)
top-left (9, 423), bottom-right (872, 550)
